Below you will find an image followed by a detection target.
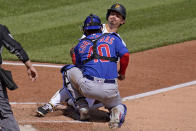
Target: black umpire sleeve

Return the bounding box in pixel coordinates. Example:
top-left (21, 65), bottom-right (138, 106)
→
top-left (0, 24), bottom-right (29, 64)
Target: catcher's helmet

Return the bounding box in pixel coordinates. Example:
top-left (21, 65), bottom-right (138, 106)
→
top-left (106, 3), bottom-right (126, 20)
top-left (83, 14), bottom-right (102, 30)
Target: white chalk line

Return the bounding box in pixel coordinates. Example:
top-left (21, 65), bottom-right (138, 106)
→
top-left (122, 80), bottom-right (196, 101)
top-left (5, 61), bottom-right (196, 123)
top-left (18, 120), bottom-right (90, 124)
top-left (12, 80), bottom-right (196, 124)
top-left (13, 80), bottom-right (196, 124)
top-left (10, 102), bottom-right (45, 105)
top-left (10, 80), bottom-right (196, 105)
top-left (3, 61), bottom-right (63, 68)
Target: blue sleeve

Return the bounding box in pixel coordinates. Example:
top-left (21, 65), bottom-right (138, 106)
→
top-left (114, 36), bottom-right (129, 57)
top-left (74, 43), bottom-right (81, 65)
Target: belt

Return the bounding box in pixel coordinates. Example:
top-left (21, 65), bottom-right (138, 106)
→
top-left (84, 75), bottom-right (115, 84)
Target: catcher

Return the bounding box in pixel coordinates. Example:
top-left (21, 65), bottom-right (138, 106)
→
top-left (37, 3), bottom-right (127, 114)
top-left (38, 14), bottom-right (129, 128)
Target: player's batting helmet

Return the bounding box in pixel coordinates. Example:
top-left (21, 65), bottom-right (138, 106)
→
top-left (106, 3), bottom-right (126, 20)
top-left (83, 14), bottom-right (102, 30)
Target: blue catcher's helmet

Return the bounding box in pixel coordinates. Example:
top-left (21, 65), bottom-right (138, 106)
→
top-left (83, 14), bottom-right (102, 30)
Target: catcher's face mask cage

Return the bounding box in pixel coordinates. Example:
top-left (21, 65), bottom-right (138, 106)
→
top-left (83, 14), bottom-right (102, 30)
top-left (106, 3), bottom-right (126, 20)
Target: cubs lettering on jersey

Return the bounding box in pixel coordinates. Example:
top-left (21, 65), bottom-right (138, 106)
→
top-left (74, 33), bottom-right (128, 79)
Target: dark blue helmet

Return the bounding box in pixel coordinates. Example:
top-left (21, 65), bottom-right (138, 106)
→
top-left (83, 14), bottom-right (102, 30)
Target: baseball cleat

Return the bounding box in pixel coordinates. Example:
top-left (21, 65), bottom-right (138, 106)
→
top-left (36, 103), bottom-right (53, 117)
top-left (108, 104), bottom-right (127, 128)
top-left (79, 107), bottom-right (90, 121)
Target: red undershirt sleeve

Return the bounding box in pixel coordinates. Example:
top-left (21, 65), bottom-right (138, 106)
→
top-left (119, 52), bottom-right (130, 75)
top-left (71, 53), bottom-right (76, 65)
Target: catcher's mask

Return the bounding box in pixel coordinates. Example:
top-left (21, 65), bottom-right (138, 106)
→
top-left (106, 3), bottom-right (126, 20)
top-left (83, 14), bottom-right (102, 31)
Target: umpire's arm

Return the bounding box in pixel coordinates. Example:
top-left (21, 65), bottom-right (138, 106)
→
top-left (1, 25), bottom-right (29, 63)
top-left (0, 25), bottom-right (38, 81)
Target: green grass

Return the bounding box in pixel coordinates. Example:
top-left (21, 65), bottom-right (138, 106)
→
top-left (0, 0), bottom-right (196, 63)
top-left (122, 0), bottom-right (196, 52)
top-left (0, 0), bottom-right (91, 17)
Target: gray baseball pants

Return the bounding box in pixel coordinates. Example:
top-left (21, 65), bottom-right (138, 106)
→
top-left (66, 67), bottom-right (122, 109)
top-left (0, 82), bottom-right (20, 131)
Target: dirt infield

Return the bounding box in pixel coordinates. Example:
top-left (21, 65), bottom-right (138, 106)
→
top-left (2, 41), bottom-right (196, 131)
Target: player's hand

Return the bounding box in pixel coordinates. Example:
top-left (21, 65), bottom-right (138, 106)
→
top-left (118, 74), bottom-right (125, 80)
top-left (70, 47), bottom-right (75, 57)
top-left (27, 66), bottom-right (38, 82)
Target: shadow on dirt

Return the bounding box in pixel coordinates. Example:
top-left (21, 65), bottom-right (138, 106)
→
top-left (34, 103), bottom-right (109, 123)
top-left (62, 106), bottom-right (110, 122)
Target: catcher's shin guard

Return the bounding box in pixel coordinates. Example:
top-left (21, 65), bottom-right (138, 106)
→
top-left (61, 66), bottom-right (77, 109)
top-left (109, 104), bottom-right (127, 128)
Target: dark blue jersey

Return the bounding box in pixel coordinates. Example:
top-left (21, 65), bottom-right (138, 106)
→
top-left (74, 33), bottom-right (129, 79)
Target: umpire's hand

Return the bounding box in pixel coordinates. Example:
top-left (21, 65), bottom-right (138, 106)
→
top-left (25, 60), bottom-right (38, 81)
